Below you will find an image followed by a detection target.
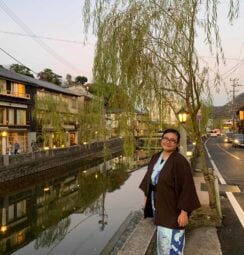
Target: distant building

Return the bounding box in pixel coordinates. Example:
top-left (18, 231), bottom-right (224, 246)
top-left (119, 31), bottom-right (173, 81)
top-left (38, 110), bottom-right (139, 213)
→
top-left (0, 67), bottom-right (88, 154)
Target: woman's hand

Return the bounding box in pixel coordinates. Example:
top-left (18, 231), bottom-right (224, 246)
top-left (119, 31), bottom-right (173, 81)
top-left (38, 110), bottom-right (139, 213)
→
top-left (177, 210), bottom-right (189, 227)
top-left (144, 196), bottom-right (147, 207)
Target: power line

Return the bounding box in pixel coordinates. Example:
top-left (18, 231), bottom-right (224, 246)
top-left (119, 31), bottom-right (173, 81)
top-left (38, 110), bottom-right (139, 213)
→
top-left (0, 1), bottom-right (84, 74)
top-left (0, 46), bottom-right (38, 75)
top-left (0, 30), bottom-right (88, 45)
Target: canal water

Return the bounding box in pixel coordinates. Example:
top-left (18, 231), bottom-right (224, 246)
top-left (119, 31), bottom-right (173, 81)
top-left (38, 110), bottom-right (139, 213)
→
top-left (0, 152), bottom-right (151, 255)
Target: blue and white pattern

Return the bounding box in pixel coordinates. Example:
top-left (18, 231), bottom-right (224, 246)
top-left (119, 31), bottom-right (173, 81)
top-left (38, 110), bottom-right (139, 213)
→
top-left (151, 152), bottom-right (166, 216)
top-left (151, 152), bottom-right (165, 185)
top-left (157, 226), bottom-right (185, 255)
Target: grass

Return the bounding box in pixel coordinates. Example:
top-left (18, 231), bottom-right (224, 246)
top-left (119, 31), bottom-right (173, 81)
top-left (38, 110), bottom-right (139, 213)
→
top-left (187, 206), bottom-right (222, 229)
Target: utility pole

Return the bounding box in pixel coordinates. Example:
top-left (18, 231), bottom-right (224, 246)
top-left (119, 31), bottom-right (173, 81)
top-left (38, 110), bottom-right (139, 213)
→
top-left (230, 79), bottom-right (243, 132)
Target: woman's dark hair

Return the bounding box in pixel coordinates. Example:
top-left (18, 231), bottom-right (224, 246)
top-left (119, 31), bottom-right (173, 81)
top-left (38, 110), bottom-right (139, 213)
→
top-left (161, 128), bottom-right (180, 151)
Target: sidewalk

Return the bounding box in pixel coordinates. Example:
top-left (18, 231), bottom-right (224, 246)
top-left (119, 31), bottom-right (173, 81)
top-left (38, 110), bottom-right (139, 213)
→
top-left (116, 172), bottom-right (222, 255)
top-left (184, 173), bottom-right (222, 255)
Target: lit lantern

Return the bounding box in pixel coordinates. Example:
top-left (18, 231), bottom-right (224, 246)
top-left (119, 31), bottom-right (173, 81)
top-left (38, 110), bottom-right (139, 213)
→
top-left (177, 108), bottom-right (188, 124)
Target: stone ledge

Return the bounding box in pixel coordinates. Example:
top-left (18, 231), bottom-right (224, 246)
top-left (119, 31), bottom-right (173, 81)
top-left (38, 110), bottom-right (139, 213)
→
top-left (117, 217), bottom-right (156, 255)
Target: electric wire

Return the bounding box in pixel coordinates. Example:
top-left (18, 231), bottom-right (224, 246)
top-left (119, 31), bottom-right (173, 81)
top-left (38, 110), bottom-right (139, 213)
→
top-left (0, 46), bottom-right (38, 75)
top-left (0, 0), bottom-right (83, 74)
top-left (0, 30), bottom-right (89, 45)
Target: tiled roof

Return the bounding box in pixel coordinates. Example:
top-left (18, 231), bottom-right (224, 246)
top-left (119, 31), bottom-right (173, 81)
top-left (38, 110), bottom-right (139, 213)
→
top-left (68, 85), bottom-right (93, 99)
top-left (0, 67), bottom-right (80, 96)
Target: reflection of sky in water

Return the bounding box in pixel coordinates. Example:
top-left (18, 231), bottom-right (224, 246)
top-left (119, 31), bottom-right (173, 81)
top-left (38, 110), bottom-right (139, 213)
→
top-left (13, 167), bottom-right (147, 255)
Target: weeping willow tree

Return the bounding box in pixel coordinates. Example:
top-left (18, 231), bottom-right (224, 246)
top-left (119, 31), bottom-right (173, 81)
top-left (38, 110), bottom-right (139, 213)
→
top-left (32, 93), bottom-right (73, 147)
top-left (78, 95), bottom-right (104, 144)
top-left (82, 0), bottom-right (239, 209)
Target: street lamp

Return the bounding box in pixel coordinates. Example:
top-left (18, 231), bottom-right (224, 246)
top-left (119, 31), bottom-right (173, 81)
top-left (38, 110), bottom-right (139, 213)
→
top-left (177, 108), bottom-right (188, 158)
top-left (178, 108), bottom-right (188, 124)
top-left (1, 131), bottom-right (9, 166)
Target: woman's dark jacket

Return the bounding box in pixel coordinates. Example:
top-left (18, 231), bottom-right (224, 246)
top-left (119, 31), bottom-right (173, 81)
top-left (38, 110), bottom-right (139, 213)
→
top-left (139, 151), bottom-right (200, 229)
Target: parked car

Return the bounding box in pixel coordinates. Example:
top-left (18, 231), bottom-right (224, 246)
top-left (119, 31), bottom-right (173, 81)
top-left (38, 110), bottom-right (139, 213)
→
top-left (210, 130), bottom-right (218, 137)
top-left (232, 134), bottom-right (244, 147)
top-left (224, 132), bottom-right (234, 143)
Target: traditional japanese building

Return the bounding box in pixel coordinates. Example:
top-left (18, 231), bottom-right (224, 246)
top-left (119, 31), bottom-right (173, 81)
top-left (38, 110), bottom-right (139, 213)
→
top-left (0, 67), bottom-right (82, 154)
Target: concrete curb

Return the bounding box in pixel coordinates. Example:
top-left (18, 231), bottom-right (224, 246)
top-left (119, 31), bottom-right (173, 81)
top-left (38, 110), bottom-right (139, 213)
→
top-left (184, 226), bottom-right (222, 255)
top-left (117, 218), bottom-right (156, 255)
top-left (100, 211), bottom-right (143, 255)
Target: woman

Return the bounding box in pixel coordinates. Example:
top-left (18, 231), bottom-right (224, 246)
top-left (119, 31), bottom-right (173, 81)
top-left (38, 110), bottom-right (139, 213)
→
top-left (139, 128), bottom-right (200, 255)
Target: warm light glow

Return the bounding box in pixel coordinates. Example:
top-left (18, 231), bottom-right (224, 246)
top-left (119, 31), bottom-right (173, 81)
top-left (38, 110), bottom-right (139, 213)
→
top-left (95, 174), bottom-right (98, 179)
top-left (61, 144), bottom-right (65, 148)
top-left (95, 131), bottom-right (98, 134)
top-left (43, 187), bottom-right (50, 192)
top-left (1, 225), bottom-right (7, 233)
top-left (240, 110), bottom-right (244, 121)
top-left (53, 145), bottom-right (56, 149)
top-left (186, 151), bottom-right (193, 157)
top-left (192, 141), bottom-right (196, 146)
top-left (1, 131), bottom-right (7, 137)
top-left (83, 142), bottom-right (87, 145)
top-left (177, 108), bottom-right (188, 124)
top-left (44, 146), bottom-right (49, 150)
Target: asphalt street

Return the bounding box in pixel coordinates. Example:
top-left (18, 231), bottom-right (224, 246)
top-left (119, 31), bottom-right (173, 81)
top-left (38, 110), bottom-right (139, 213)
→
top-left (205, 136), bottom-right (244, 255)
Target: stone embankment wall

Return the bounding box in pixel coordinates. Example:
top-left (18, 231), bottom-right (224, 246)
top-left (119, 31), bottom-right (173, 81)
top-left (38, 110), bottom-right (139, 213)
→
top-left (0, 138), bottom-right (123, 182)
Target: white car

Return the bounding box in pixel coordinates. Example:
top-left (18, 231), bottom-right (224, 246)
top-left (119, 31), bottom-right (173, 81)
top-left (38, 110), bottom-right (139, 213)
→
top-left (210, 132), bottom-right (218, 137)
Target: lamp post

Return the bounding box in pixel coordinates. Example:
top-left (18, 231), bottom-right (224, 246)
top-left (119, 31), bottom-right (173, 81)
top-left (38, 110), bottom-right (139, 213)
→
top-left (177, 108), bottom-right (188, 158)
top-left (1, 131), bottom-right (9, 166)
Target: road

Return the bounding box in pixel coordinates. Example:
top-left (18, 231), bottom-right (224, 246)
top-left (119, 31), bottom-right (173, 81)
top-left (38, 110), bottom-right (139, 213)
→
top-left (205, 136), bottom-right (244, 255)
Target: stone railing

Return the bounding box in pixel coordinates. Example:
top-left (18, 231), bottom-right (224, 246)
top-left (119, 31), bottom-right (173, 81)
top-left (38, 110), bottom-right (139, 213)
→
top-left (0, 138), bottom-right (123, 169)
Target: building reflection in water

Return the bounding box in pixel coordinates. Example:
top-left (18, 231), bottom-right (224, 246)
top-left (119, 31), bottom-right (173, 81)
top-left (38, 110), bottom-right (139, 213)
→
top-left (0, 151), bottom-right (150, 255)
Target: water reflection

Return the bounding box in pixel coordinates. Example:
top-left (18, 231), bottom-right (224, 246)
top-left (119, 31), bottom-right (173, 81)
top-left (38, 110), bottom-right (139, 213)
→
top-left (0, 152), bottom-right (149, 255)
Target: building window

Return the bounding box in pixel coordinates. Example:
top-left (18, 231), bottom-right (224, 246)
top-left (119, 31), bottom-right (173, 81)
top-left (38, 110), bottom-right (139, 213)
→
top-left (8, 109), bottom-right (15, 125)
top-left (11, 83), bottom-right (26, 97)
top-left (16, 200), bottom-right (26, 218)
top-left (8, 204), bottom-right (15, 222)
top-left (71, 98), bottom-right (77, 109)
top-left (0, 79), bottom-right (7, 93)
top-left (16, 109), bottom-right (26, 125)
top-left (0, 108), bottom-right (6, 124)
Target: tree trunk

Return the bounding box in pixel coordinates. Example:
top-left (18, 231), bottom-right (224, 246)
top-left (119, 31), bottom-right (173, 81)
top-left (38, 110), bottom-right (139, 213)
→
top-left (198, 139), bottom-right (216, 208)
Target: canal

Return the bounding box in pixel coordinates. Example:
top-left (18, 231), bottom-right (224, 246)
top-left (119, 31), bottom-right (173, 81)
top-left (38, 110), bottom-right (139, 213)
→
top-left (0, 152), bottom-right (151, 255)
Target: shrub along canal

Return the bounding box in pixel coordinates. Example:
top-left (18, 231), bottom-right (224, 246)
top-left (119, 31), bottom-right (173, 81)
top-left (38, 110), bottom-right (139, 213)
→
top-left (0, 152), bottom-right (150, 255)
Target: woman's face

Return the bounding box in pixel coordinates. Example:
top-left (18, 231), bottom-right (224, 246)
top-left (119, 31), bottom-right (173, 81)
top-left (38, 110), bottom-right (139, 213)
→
top-left (161, 132), bottom-right (179, 152)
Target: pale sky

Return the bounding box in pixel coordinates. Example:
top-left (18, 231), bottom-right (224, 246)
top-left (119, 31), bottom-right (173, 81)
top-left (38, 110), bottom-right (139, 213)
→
top-left (0, 0), bottom-right (244, 106)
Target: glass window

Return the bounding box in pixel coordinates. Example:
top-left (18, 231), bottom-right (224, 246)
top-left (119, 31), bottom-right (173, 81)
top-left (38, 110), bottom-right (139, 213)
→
top-left (0, 79), bottom-right (6, 93)
top-left (16, 110), bottom-right (26, 125)
top-left (16, 200), bottom-right (26, 218)
top-left (0, 108), bottom-right (6, 124)
top-left (11, 83), bottom-right (26, 97)
top-left (8, 204), bottom-right (15, 222)
top-left (8, 109), bottom-right (15, 125)
top-left (71, 98), bottom-right (77, 109)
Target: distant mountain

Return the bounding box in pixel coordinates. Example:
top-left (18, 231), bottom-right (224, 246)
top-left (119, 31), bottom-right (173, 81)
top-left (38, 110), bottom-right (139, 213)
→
top-left (213, 92), bottom-right (244, 118)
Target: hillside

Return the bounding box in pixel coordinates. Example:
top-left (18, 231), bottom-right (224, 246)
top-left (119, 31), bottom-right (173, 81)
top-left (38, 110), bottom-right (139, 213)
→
top-left (213, 92), bottom-right (244, 118)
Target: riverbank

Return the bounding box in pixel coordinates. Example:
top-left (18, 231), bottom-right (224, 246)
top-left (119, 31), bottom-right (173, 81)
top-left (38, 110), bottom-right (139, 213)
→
top-left (108, 168), bottom-right (222, 255)
top-left (0, 138), bottom-right (123, 182)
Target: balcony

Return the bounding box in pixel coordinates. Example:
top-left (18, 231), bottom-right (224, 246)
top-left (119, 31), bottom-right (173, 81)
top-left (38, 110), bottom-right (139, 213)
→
top-left (0, 89), bottom-right (30, 99)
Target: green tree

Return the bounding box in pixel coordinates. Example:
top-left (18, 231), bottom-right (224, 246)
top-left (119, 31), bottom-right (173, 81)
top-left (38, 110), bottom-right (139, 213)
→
top-left (82, 0), bottom-right (239, 210)
top-left (10, 64), bottom-right (34, 77)
top-left (75, 76), bottom-right (88, 85)
top-left (38, 68), bottom-right (62, 86)
top-left (64, 73), bottom-right (74, 87)
top-left (32, 93), bottom-right (72, 147)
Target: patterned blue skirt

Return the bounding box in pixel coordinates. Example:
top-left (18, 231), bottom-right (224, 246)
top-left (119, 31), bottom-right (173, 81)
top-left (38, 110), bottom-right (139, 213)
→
top-left (157, 226), bottom-right (185, 255)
